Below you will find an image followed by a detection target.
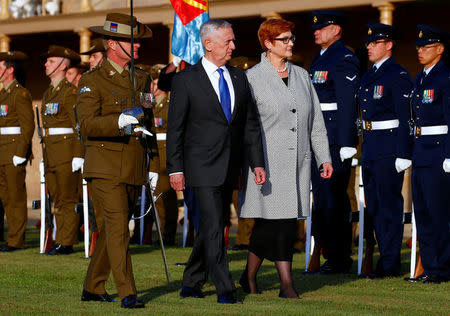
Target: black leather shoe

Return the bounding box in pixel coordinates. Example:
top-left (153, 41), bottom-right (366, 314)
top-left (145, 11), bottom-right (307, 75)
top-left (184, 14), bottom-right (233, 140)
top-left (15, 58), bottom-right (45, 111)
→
top-left (278, 291), bottom-right (301, 299)
top-left (46, 244), bottom-right (74, 255)
top-left (217, 295), bottom-right (243, 304)
top-left (0, 245), bottom-right (21, 252)
top-left (81, 290), bottom-right (114, 302)
top-left (121, 295), bottom-right (145, 308)
top-left (404, 273), bottom-right (428, 282)
top-left (229, 244), bottom-right (248, 251)
top-left (179, 286), bottom-right (204, 298)
top-left (422, 275), bottom-right (442, 284)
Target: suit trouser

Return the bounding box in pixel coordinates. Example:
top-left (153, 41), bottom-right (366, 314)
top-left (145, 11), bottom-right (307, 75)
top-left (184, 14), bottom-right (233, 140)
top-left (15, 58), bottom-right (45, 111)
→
top-left (311, 145), bottom-right (353, 266)
top-left (362, 157), bottom-right (404, 274)
top-left (83, 178), bottom-right (140, 299)
top-left (0, 164), bottom-right (27, 248)
top-left (45, 162), bottom-right (80, 246)
top-left (182, 184), bottom-right (235, 296)
top-left (412, 165), bottom-right (450, 278)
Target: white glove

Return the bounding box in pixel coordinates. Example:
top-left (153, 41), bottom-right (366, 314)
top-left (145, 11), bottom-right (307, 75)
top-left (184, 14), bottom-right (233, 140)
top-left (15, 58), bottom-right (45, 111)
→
top-left (39, 159), bottom-right (45, 175)
top-left (351, 158), bottom-right (358, 167)
top-left (443, 158), bottom-right (450, 173)
top-left (72, 157), bottom-right (84, 173)
top-left (340, 147), bottom-right (357, 162)
top-left (395, 158), bottom-right (412, 173)
top-left (118, 113), bottom-right (139, 129)
top-left (149, 172), bottom-right (159, 191)
top-left (12, 155), bottom-right (26, 166)
top-left (172, 56), bottom-right (182, 68)
top-left (133, 126), bottom-right (153, 136)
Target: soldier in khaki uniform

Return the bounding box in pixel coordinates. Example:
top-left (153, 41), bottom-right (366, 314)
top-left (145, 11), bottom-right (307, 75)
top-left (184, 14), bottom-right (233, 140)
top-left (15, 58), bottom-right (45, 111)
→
top-left (40, 45), bottom-right (84, 255)
top-left (0, 51), bottom-right (34, 252)
top-left (80, 38), bottom-right (106, 70)
top-left (78, 13), bottom-right (159, 309)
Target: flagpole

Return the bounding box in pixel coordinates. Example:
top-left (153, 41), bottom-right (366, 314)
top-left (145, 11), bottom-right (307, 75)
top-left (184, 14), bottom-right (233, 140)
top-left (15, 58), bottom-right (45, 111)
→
top-left (130, 0), bottom-right (135, 107)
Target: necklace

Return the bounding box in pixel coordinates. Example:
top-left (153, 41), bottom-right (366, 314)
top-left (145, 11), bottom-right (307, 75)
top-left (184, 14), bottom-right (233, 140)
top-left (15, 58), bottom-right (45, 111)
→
top-left (276, 62), bottom-right (288, 73)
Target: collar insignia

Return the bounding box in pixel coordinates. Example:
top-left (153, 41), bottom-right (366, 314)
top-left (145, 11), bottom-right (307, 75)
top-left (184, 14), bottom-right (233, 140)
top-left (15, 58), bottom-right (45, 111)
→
top-left (368, 28), bottom-right (372, 35)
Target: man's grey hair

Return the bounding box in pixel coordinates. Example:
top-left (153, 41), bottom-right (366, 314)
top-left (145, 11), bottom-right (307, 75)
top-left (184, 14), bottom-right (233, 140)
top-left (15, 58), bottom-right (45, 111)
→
top-left (200, 19), bottom-right (232, 43)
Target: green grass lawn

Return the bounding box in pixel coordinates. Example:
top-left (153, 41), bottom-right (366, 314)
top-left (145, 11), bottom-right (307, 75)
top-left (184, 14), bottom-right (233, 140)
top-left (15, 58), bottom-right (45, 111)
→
top-left (0, 227), bottom-right (448, 315)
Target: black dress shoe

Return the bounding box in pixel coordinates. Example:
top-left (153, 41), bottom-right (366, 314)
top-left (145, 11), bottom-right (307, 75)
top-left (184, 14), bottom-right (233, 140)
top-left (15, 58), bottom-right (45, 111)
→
top-left (422, 275), bottom-right (442, 284)
top-left (217, 294), bottom-right (243, 304)
top-left (0, 245), bottom-right (21, 252)
top-left (46, 244), bottom-right (74, 255)
top-left (179, 286), bottom-right (204, 298)
top-left (121, 295), bottom-right (145, 308)
top-left (404, 273), bottom-right (428, 282)
top-left (239, 272), bottom-right (261, 294)
top-left (278, 291), bottom-right (301, 299)
top-left (81, 290), bottom-right (114, 302)
top-left (229, 244), bottom-right (248, 251)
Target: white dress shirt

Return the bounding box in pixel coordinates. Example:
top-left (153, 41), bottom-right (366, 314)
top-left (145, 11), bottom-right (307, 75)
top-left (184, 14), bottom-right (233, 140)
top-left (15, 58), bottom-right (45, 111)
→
top-left (201, 57), bottom-right (235, 113)
top-left (373, 56), bottom-right (391, 71)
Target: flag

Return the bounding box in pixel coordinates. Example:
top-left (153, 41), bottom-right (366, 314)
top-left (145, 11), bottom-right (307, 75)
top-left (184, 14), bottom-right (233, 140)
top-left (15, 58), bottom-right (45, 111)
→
top-left (170, 0), bottom-right (209, 65)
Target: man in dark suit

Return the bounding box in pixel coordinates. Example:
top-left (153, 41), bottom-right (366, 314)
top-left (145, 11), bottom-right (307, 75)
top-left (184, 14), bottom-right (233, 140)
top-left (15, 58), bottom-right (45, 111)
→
top-left (357, 23), bottom-right (413, 278)
top-left (167, 19), bottom-right (266, 304)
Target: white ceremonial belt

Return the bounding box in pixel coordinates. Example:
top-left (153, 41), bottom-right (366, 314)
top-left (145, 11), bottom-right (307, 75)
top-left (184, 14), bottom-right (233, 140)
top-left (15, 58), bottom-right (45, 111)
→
top-left (363, 119), bottom-right (399, 131)
top-left (0, 126), bottom-right (21, 135)
top-left (320, 103), bottom-right (338, 111)
top-left (45, 127), bottom-right (74, 136)
top-left (156, 133), bottom-right (166, 141)
top-left (415, 125), bottom-right (448, 136)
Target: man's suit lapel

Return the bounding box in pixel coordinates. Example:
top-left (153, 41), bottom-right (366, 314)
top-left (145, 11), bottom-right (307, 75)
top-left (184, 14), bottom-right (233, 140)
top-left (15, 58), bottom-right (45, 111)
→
top-left (227, 65), bottom-right (241, 122)
top-left (195, 62), bottom-right (229, 123)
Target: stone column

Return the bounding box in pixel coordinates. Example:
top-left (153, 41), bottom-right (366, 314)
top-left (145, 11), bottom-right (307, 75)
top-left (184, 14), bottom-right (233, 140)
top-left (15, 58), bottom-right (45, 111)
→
top-left (0, 0), bottom-right (10, 19)
top-left (163, 21), bottom-right (174, 63)
top-left (80, 0), bottom-right (93, 12)
top-left (42, 0), bottom-right (47, 16)
top-left (374, 1), bottom-right (394, 25)
top-left (0, 34), bottom-right (10, 52)
top-left (77, 28), bottom-right (92, 63)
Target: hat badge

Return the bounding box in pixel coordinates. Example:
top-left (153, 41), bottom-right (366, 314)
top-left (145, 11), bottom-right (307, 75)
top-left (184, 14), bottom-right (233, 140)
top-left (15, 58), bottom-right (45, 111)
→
top-left (313, 16), bottom-right (318, 23)
top-left (368, 28), bottom-right (372, 35)
top-left (419, 30), bottom-right (423, 38)
top-left (64, 49), bottom-right (70, 56)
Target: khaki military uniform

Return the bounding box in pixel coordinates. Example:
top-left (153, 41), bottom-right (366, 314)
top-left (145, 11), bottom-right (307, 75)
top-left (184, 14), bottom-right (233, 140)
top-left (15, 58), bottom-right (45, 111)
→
top-left (148, 93), bottom-right (178, 245)
top-left (41, 78), bottom-right (82, 246)
top-left (0, 80), bottom-right (34, 248)
top-left (78, 58), bottom-right (159, 299)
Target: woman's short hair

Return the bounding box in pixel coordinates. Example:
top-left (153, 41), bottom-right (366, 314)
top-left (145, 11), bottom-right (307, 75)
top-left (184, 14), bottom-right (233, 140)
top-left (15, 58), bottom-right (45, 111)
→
top-left (258, 19), bottom-right (295, 51)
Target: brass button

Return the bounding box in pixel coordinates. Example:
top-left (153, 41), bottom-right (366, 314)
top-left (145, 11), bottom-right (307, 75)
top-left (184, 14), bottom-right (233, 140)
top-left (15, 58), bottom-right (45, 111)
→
top-left (329, 117), bottom-right (332, 121)
top-left (437, 141), bottom-right (440, 144)
top-left (416, 95), bottom-right (419, 98)
top-left (363, 110), bottom-right (366, 112)
top-left (416, 106), bottom-right (419, 109)
top-left (416, 117), bottom-right (420, 120)
top-left (389, 129), bottom-right (392, 132)
top-left (365, 89), bottom-right (368, 92)
top-left (101, 143), bottom-right (104, 147)
top-left (363, 99), bottom-right (367, 102)
top-left (63, 136), bottom-right (67, 139)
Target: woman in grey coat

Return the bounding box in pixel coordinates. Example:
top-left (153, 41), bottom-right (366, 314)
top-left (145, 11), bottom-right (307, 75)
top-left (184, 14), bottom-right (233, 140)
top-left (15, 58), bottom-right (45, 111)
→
top-left (239, 19), bottom-right (332, 298)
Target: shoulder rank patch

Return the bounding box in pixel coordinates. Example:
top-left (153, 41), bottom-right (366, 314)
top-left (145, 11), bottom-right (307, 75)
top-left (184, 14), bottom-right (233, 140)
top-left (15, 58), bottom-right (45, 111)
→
top-left (400, 71), bottom-right (408, 75)
top-left (344, 54), bottom-right (353, 58)
top-left (80, 86), bottom-right (92, 93)
top-left (312, 71), bottom-right (328, 84)
top-left (346, 75), bottom-right (356, 81)
top-left (44, 103), bottom-right (59, 115)
top-left (422, 89), bottom-right (434, 103)
top-left (373, 85), bottom-right (383, 99)
top-left (0, 104), bottom-right (8, 116)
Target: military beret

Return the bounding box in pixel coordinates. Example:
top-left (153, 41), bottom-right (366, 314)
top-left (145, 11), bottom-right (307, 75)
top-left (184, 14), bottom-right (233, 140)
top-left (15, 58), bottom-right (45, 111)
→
top-left (415, 24), bottom-right (449, 46)
top-left (89, 13), bottom-right (152, 39)
top-left (41, 45), bottom-right (80, 63)
top-left (80, 38), bottom-right (106, 55)
top-left (311, 10), bottom-right (346, 30)
top-left (365, 22), bottom-right (398, 43)
top-left (0, 51), bottom-right (28, 62)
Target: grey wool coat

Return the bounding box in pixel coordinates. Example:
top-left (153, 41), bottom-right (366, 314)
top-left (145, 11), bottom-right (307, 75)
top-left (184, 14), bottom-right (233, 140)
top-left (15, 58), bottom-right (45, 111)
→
top-left (239, 53), bottom-right (331, 219)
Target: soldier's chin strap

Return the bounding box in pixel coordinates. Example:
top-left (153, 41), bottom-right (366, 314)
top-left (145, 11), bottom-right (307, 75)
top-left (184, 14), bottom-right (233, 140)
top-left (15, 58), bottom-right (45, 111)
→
top-left (116, 41), bottom-right (133, 60)
top-left (47, 57), bottom-right (66, 79)
top-left (0, 68), bottom-right (6, 83)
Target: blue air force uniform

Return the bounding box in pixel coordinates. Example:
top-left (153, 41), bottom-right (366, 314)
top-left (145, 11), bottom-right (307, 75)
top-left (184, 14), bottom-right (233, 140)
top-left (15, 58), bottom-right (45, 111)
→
top-left (358, 23), bottom-right (413, 276)
top-left (309, 11), bottom-right (360, 272)
top-left (409, 25), bottom-right (450, 281)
